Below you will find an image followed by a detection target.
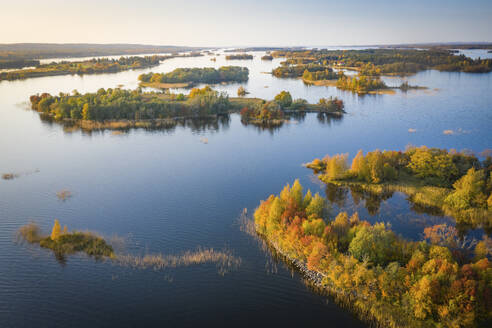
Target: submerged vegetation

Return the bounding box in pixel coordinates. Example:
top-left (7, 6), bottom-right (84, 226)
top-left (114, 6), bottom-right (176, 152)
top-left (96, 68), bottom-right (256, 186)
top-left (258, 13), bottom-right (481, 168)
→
top-left (138, 66), bottom-right (249, 88)
top-left (306, 147), bottom-right (492, 229)
top-left (56, 189), bottom-right (72, 201)
top-left (253, 180), bottom-right (492, 327)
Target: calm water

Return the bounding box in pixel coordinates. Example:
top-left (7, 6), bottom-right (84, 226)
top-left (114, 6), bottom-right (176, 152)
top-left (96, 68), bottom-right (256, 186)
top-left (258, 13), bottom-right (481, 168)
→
top-left (0, 50), bottom-right (491, 328)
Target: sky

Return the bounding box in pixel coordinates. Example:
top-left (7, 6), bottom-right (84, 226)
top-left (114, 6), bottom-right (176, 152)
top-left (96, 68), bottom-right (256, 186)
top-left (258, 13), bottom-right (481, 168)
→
top-left (1, 0), bottom-right (491, 46)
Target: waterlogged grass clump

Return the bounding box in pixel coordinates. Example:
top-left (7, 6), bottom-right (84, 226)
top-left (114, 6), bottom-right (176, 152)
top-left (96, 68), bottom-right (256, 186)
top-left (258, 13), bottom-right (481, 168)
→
top-left (18, 220), bottom-right (114, 259)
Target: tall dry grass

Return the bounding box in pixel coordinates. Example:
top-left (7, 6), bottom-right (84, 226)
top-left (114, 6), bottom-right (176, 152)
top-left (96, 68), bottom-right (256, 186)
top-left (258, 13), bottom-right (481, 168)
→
top-left (114, 248), bottom-right (241, 275)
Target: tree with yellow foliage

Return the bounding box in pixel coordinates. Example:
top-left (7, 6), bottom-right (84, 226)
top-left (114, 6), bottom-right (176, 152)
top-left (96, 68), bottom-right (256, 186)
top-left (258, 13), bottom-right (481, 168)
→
top-left (51, 219), bottom-right (61, 241)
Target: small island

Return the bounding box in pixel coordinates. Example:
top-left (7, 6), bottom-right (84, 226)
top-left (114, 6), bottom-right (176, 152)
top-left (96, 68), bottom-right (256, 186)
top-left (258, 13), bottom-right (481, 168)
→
top-left (252, 179), bottom-right (491, 328)
top-left (225, 54), bottom-right (254, 60)
top-left (138, 66), bottom-right (249, 89)
top-left (306, 146), bottom-right (492, 227)
top-left (261, 55), bottom-right (273, 61)
top-left (28, 87), bottom-right (345, 131)
top-left (273, 62), bottom-right (426, 94)
top-left (18, 220), bottom-right (114, 261)
top-left (240, 91), bottom-right (344, 126)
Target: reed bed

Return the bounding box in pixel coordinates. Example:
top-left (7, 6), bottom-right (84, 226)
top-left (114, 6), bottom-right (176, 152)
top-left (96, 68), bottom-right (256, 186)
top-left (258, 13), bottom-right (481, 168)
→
top-left (114, 248), bottom-right (241, 275)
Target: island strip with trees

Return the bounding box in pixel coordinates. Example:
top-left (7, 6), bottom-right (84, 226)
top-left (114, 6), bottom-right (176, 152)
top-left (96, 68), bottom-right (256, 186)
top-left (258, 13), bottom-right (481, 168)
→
top-left (0, 53), bottom-right (204, 81)
top-left (138, 66), bottom-right (249, 89)
top-left (0, 43), bottom-right (201, 69)
top-left (269, 48), bottom-right (491, 94)
top-left (28, 87), bottom-right (345, 131)
top-left (225, 54), bottom-right (254, 60)
top-left (306, 147), bottom-right (492, 229)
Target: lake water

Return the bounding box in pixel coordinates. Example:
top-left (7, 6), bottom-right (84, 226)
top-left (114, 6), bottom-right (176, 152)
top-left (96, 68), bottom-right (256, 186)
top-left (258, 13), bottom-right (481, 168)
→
top-left (0, 50), bottom-right (491, 327)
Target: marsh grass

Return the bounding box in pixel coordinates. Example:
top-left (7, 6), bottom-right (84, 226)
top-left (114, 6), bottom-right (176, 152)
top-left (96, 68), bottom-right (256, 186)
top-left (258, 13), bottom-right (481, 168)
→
top-left (114, 248), bottom-right (241, 275)
top-left (2, 173), bottom-right (19, 180)
top-left (56, 189), bottom-right (72, 201)
top-left (16, 222), bottom-right (44, 244)
top-left (17, 223), bottom-right (241, 275)
top-left (2, 169), bottom-right (39, 180)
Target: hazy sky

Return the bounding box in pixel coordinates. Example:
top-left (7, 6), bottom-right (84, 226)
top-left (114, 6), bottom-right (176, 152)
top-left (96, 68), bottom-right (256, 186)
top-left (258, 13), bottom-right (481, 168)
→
top-left (2, 0), bottom-right (491, 46)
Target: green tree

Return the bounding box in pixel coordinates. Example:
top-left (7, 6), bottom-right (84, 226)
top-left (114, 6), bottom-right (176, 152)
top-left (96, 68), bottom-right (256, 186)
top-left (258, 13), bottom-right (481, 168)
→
top-left (290, 179), bottom-right (303, 208)
top-left (306, 193), bottom-right (325, 218)
top-left (348, 223), bottom-right (397, 266)
top-left (274, 91), bottom-right (292, 108)
top-left (444, 168), bottom-right (487, 210)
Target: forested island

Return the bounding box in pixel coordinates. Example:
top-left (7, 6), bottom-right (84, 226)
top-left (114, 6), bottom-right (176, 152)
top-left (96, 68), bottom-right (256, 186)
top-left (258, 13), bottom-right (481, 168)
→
top-left (271, 48), bottom-right (492, 74)
top-left (240, 91), bottom-right (344, 126)
top-left (270, 48), bottom-right (492, 94)
top-left (0, 55), bottom-right (174, 81)
top-left (138, 66), bottom-right (249, 89)
top-left (225, 54), bottom-right (254, 60)
top-left (0, 43), bottom-right (200, 69)
top-left (306, 147), bottom-right (492, 229)
top-left (272, 62), bottom-right (418, 94)
top-left (253, 179), bottom-right (491, 328)
top-left (28, 87), bottom-right (345, 131)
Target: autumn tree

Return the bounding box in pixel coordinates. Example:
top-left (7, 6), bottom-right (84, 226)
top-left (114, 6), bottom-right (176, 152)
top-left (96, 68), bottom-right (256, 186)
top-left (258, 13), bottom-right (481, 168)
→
top-left (51, 219), bottom-right (61, 241)
top-left (274, 91), bottom-right (292, 108)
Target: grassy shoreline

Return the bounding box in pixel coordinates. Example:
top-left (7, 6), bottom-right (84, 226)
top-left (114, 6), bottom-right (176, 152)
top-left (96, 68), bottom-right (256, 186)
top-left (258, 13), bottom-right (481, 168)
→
top-left (139, 81), bottom-right (191, 89)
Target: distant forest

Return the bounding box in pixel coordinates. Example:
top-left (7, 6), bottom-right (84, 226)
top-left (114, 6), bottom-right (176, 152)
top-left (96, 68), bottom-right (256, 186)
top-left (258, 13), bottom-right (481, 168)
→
top-left (0, 43), bottom-right (202, 69)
